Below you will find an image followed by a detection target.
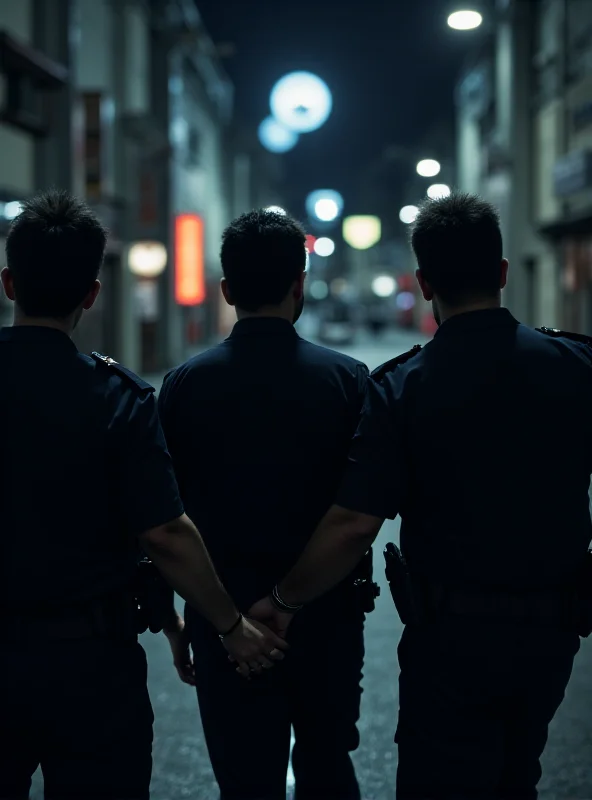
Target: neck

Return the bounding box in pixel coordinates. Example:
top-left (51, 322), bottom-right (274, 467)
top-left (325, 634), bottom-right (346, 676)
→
top-left (437, 296), bottom-right (501, 325)
top-left (12, 310), bottom-right (73, 336)
top-left (236, 306), bottom-right (293, 324)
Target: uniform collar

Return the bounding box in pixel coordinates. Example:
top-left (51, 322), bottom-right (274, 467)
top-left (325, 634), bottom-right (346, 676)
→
top-left (0, 325), bottom-right (78, 350)
top-left (228, 317), bottom-right (298, 339)
top-left (435, 307), bottom-right (518, 337)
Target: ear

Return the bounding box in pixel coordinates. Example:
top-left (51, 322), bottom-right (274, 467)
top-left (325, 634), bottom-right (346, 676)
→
top-left (500, 258), bottom-right (509, 290)
top-left (82, 279), bottom-right (101, 311)
top-left (1, 267), bottom-right (15, 301)
top-left (293, 270), bottom-right (305, 299)
top-left (220, 277), bottom-right (234, 306)
top-left (415, 268), bottom-right (433, 302)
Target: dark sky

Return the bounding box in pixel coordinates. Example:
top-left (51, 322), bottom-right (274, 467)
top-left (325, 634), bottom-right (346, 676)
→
top-left (197, 0), bottom-right (473, 214)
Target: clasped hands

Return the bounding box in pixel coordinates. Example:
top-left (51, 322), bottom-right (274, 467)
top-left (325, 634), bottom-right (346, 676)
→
top-left (165, 596), bottom-right (295, 684)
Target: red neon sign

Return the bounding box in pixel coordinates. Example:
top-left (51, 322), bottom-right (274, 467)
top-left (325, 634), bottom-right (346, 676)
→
top-left (175, 213), bottom-right (205, 306)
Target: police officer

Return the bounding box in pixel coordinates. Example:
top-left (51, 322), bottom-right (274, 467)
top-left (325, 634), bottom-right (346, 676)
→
top-left (251, 193), bottom-right (592, 799)
top-left (0, 190), bottom-right (286, 800)
top-left (158, 209), bottom-right (372, 800)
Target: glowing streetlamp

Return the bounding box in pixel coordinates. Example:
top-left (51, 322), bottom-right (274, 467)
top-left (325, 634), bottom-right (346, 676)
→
top-left (416, 159), bottom-right (441, 178)
top-left (258, 117), bottom-right (298, 154)
top-left (270, 71), bottom-right (332, 133)
top-left (314, 237), bottom-right (335, 257)
top-left (128, 241), bottom-right (168, 278)
top-left (427, 184), bottom-right (451, 199)
top-left (447, 10), bottom-right (483, 30)
top-left (399, 205), bottom-right (419, 224)
top-left (306, 189), bottom-right (344, 222)
top-left (342, 216), bottom-right (381, 250)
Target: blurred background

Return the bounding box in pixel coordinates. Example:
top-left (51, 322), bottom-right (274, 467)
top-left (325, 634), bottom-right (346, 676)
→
top-left (5, 2), bottom-right (592, 797)
top-left (1, 0), bottom-right (590, 374)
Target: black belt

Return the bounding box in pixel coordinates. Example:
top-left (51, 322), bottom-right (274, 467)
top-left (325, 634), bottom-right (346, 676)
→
top-left (2, 595), bottom-right (138, 641)
top-left (420, 584), bottom-right (571, 628)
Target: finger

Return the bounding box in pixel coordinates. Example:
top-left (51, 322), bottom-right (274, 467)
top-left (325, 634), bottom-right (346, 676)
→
top-left (248, 660), bottom-right (263, 675)
top-left (268, 647), bottom-right (285, 662)
top-left (257, 655), bottom-right (274, 669)
top-left (269, 632), bottom-right (290, 650)
top-left (236, 661), bottom-right (251, 679)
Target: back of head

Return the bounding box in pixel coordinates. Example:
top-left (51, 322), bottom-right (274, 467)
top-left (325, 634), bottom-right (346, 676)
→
top-left (220, 209), bottom-right (306, 312)
top-left (410, 192), bottom-right (503, 306)
top-left (5, 189), bottom-right (107, 318)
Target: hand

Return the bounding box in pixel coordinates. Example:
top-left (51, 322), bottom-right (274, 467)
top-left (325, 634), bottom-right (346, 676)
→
top-left (164, 616), bottom-right (195, 686)
top-left (248, 595), bottom-right (294, 639)
top-left (221, 615), bottom-right (289, 678)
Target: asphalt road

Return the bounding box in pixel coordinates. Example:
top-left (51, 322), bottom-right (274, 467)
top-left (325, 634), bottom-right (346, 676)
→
top-left (30, 328), bottom-right (592, 799)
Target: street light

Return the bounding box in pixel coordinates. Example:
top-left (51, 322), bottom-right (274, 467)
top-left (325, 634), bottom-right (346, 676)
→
top-left (447, 10), bottom-right (483, 30)
top-left (306, 189), bottom-right (344, 222)
top-left (270, 71), bottom-right (333, 133)
top-left (416, 159), bottom-right (441, 178)
top-left (258, 117), bottom-right (298, 153)
top-left (128, 241), bottom-right (168, 278)
top-left (399, 205), bottom-right (419, 224)
top-left (314, 237), bottom-right (335, 257)
top-left (427, 183), bottom-right (451, 199)
top-left (343, 216), bottom-right (381, 250)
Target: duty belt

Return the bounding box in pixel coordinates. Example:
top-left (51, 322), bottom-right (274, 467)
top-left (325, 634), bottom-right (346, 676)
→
top-left (419, 583), bottom-right (571, 628)
top-left (2, 594), bottom-right (137, 641)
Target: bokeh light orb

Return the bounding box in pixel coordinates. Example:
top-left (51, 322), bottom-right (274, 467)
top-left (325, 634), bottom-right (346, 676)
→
top-left (447, 10), bottom-right (483, 30)
top-left (306, 189), bottom-right (344, 222)
top-left (372, 275), bottom-right (397, 298)
top-left (258, 117), bottom-right (298, 154)
top-left (416, 159), bottom-right (441, 178)
top-left (270, 72), bottom-right (332, 134)
top-left (314, 237), bottom-right (335, 257)
top-left (427, 183), bottom-right (451, 200)
top-left (399, 205), bottom-right (419, 224)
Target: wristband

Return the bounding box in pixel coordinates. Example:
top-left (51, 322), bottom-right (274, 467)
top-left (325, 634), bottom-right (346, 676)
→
top-left (271, 585), bottom-right (303, 613)
top-left (218, 613), bottom-right (243, 640)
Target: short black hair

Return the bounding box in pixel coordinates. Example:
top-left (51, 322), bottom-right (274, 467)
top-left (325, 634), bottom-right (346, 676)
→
top-left (220, 209), bottom-right (306, 312)
top-left (5, 189), bottom-right (108, 318)
top-left (410, 192), bottom-right (503, 305)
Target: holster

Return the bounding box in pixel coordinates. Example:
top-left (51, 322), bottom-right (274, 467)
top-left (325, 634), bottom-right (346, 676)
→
top-left (383, 542), bottom-right (420, 625)
top-left (134, 558), bottom-right (175, 634)
top-left (352, 549), bottom-right (381, 613)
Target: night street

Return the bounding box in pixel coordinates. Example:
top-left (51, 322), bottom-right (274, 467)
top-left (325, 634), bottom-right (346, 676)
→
top-left (28, 330), bottom-right (592, 799)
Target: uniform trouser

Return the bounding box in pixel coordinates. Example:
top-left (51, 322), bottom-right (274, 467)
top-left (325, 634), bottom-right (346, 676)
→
top-left (0, 638), bottom-right (153, 800)
top-left (188, 592), bottom-right (365, 800)
top-left (395, 618), bottom-right (580, 800)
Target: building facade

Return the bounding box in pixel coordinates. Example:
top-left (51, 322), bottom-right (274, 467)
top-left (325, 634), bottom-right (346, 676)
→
top-left (0, 0), bottom-right (247, 372)
top-left (455, 0), bottom-right (592, 334)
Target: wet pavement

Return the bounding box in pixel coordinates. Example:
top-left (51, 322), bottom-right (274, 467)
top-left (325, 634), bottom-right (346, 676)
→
top-left (30, 328), bottom-right (592, 799)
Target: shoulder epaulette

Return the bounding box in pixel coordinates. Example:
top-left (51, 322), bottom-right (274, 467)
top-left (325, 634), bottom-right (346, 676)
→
top-left (536, 327), bottom-right (592, 346)
top-left (370, 344), bottom-right (422, 383)
top-left (91, 352), bottom-right (155, 394)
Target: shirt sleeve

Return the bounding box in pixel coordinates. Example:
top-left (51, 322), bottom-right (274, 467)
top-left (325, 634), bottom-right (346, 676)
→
top-left (114, 387), bottom-right (184, 534)
top-left (335, 376), bottom-right (406, 520)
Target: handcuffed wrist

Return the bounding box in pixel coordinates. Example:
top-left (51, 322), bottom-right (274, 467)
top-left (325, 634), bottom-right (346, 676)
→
top-left (218, 612), bottom-right (243, 640)
top-left (271, 585), bottom-right (303, 613)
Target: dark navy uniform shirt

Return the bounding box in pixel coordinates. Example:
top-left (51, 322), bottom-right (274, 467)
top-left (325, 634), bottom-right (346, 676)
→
top-left (0, 326), bottom-right (184, 613)
top-left (338, 308), bottom-right (592, 590)
top-left (158, 316), bottom-right (368, 608)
